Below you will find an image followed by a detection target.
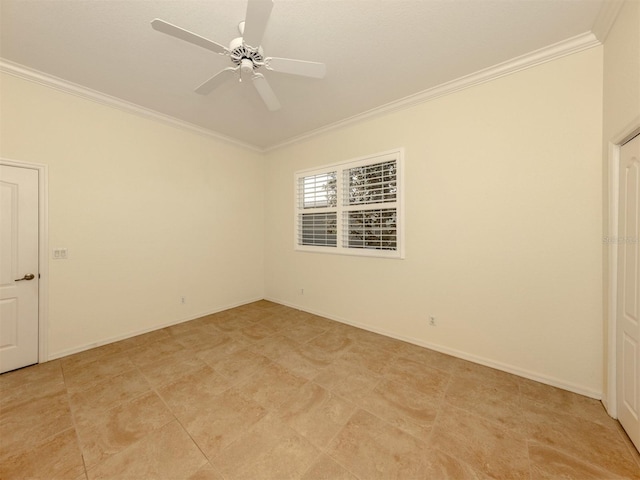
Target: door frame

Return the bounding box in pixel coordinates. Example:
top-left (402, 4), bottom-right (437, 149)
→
top-left (1, 158), bottom-right (49, 364)
top-left (606, 120), bottom-right (640, 418)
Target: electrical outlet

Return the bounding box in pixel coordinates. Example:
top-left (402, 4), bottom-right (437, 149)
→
top-left (429, 315), bottom-right (436, 326)
top-left (300, 288), bottom-right (304, 295)
top-left (180, 296), bottom-right (186, 305)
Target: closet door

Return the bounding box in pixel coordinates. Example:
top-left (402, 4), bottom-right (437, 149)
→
top-left (617, 133), bottom-right (640, 452)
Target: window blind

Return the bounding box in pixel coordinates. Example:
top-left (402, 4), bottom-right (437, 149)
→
top-left (294, 149), bottom-right (404, 258)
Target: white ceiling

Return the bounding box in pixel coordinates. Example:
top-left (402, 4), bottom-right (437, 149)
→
top-left (0, 0), bottom-right (607, 150)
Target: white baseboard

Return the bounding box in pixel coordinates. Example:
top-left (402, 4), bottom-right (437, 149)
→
top-left (265, 296), bottom-right (602, 400)
top-left (47, 297), bottom-right (264, 361)
top-left (48, 295), bottom-right (603, 401)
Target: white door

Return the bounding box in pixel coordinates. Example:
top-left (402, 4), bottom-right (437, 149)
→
top-left (617, 133), bottom-right (640, 452)
top-left (0, 165), bottom-right (39, 374)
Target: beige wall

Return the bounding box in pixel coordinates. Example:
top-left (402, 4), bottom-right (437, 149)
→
top-left (265, 47), bottom-right (604, 396)
top-left (602, 0), bottom-right (640, 408)
top-left (0, 73), bottom-right (265, 358)
top-left (0, 39), bottom-right (608, 396)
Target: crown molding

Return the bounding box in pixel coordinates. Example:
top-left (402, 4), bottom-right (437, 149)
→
top-left (2, 29), bottom-right (601, 155)
top-left (266, 31), bottom-right (601, 152)
top-left (0, 59), bottom-right (262, 152)
top-left (592, 0), bottom-right (625, 43)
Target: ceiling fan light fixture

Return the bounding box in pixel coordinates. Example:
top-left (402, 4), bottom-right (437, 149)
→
top-left (240, 58), bottom-right (255, 82)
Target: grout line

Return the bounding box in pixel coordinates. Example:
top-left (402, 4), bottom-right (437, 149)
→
top-left (147, 371), bottom-right (212, 468)
top-left (60, 361), bottom-right (90, 480)
top-left (612, 421), bottom-right (640, 469)
top-left (321, 412), bottom-right (364, 480)
top-left (5, 302), bottom-right (637, 479)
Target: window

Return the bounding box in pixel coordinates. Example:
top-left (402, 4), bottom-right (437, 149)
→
top-left (295, 149), bottom-right (404, 258)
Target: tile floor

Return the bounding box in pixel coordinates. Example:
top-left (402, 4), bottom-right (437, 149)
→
top-left (1, 300), bottom-right (639, 480)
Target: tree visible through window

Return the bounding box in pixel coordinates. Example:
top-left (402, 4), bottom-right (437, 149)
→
top-left (344, 160), bottom-right (397, 251)
top-left (295, 149), bottom-right (404, 258)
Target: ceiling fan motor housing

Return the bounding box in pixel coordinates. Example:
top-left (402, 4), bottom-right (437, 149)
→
top-left (229, 37), bottom-right (264, 70)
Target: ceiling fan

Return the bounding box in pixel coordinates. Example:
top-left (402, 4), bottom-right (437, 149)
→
top-left (151, 0), bottom-right (326, 111)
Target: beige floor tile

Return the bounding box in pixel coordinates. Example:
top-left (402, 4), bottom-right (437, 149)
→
top-left (395, 343), bottom-right (461, 373)
top-left (276, 382), bottom-right (356, 448)
top-left (222, 329), bottom-right (258, 344)
top-left (349, 329), bottom-right (405, 354)
top-left (0, 427), bottom-right (85, 480)
top-left (178, 387), bottom-right (267, 459)
top-left (328, 321), bottom-right (363, 335)
top-left (523, 400), bottom-right (640, 479)
top-left (528, 442), bottom-right (629, 480)
top-left (195, 334), bottom-right (248, 365)
top-left (273, 342), bottom-right (334, 380)
top-left (191, 309), bottom-right (230, 325)
top-left (3, 302), bottom-right (639, 479)
top-left (327, 409), bottom-right (432, 480)
top-left (127, 337), bottom-right (186, 366)
top-left (359, 378), bottom-right (441, 441)
top-left (282, 322), bottom-right (331, 344)
top-left (137, 348), bottom-right (207, 387)
top-left (0, 362), bottom-right (66, 411)
top-left (209, 347), bottom-right (273, 382)
top-left (384, 355), bottom-right (451, 396)
top-left (313, 358), bottom-right (381, 404)
top-left (68, 369), bottom-right (151, 423)
top-left (236, 361), bottom-right (308, 410)
top-left (304, 336), bottom-right (349, 363)
top-left (62, 352), bottom-right (136, 393)
top-left (172, 327), bottom-right (224, 351)
top-left (615, 421), bottom-right (640, 470)
top-left (238, 321), bottom-right (279, 341)
top-left (453, 359), bottom-right (521, 394)
top-left (75, 391), bottom-right (173, 468)
top-left (0, 389), bottom-right (73, 456)
top-left (430, 405), bottom-right (530, 480)
top-left (444, 375), bottom-right (526, 432)
top-left (256, 312), bottom-right (301, 332)
top-left (234, 301), bottom-right (272, 315)
top-left (301, 454), bottom-right (359, 480)
top-left (519, 377), bottom-right (614, 427)
top-left (186, 463), bottom-right (224, 480)
top-left (87, 420), bottom-right (207, 480)
top-left (118, 328), bottom-right (171, 349)
top-left (164, 319), bottom-right (201, 337)
top-left (306, 329), bottom-right (355, 357)
top-left (212, 414), bottom-right (320, 480)
top-left (249, 334), bottom-right (299, 360)
top-left (157, 365), bottom-right (233, 418)
top-left (338, 343), bottom-right (396, 375)
top-left (206, 314), bottom-right (256, 332)
top-left (60, 343), bottom-right (129, 371)
top-left (0, 359), bottom-right (64, 391)
top-left (421, 448), bottom-right (494, 480)
top-left (273, 352), bottom-right (327, 380)
top-left (289, 311), bottom-right (337, 330)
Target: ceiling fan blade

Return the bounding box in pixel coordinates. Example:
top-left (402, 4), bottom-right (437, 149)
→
top-left (242, 0), bottom-right (273, 47)
top-left (265, 57), bottom-right (326, 79)
top-left (151, 19), bottom-right (228, 55)
top-left (195, 67), bottom-right (238, 95)
top-left (252, 73), bottom-right (281, 111)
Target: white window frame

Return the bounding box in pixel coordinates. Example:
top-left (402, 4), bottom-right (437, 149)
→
top-left (294, 148), bottom-right (405, 259)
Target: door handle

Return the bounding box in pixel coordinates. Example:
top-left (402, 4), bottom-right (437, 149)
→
top-left (15, 273), bottom-right (35, 282)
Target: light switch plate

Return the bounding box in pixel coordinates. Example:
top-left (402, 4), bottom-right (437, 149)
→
top-left (53, 248), bottom-right (68, 259)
